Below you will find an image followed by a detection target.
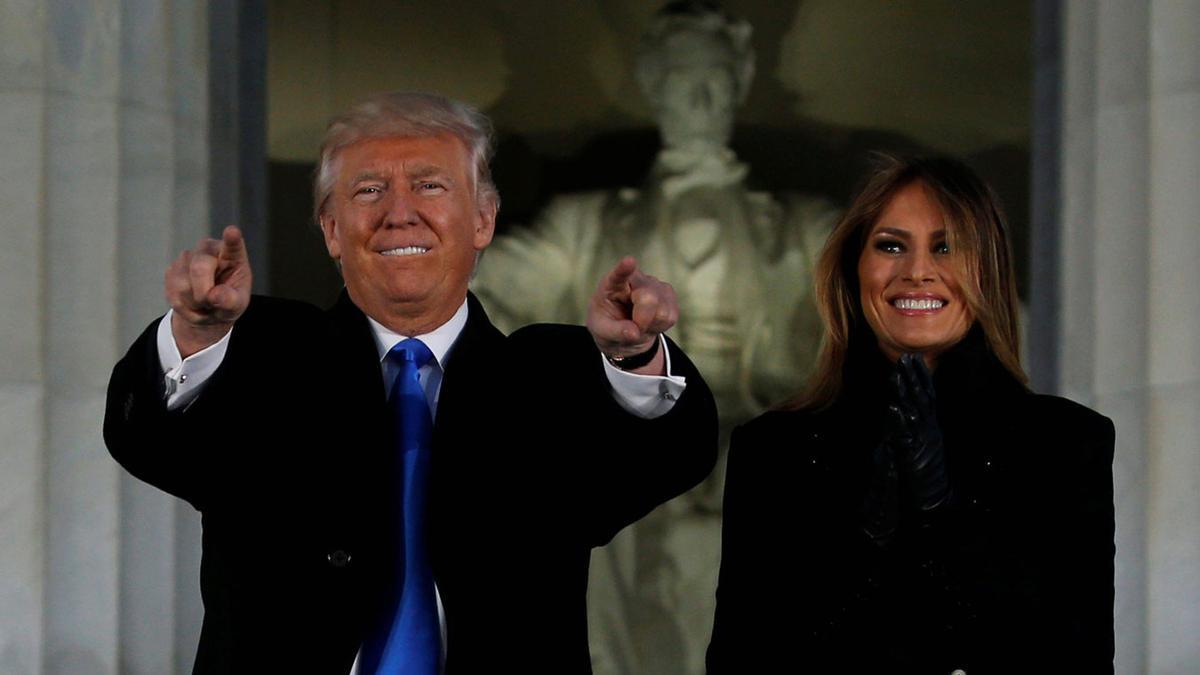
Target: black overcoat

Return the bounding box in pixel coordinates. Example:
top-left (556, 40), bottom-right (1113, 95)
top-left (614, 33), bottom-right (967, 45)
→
top-left (707, 328), bottom-right (1114, 674)
top-left (105, 292), bottom-right (717, 674)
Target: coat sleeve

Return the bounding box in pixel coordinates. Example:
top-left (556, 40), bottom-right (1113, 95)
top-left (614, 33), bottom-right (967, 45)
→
top-left (1058, 412), bottom-right (1116, 670)
top-left (508, 324), bottom-right (719, 548)
top-left (104, 315), bottom-right (217, 509)
top-left (103, 296), bottom-right (323, 511)
top-left (920, 398), bottom-right (1116, 672)
top-left (706, 424), bottom-right (760, 673)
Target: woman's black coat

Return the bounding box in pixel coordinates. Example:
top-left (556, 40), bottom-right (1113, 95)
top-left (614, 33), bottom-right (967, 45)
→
top-left (707, 329), bottom-right (1115, 673)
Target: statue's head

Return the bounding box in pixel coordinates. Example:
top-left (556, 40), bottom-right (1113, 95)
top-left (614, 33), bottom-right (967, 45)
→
top-left (635, 1), bottom-right (755, 151)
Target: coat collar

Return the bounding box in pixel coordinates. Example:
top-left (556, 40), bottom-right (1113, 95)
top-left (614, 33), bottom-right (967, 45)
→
top-left (327, 289), bottom-right (506, 406)
top-left (834, 324), bottom-right (1026, 429)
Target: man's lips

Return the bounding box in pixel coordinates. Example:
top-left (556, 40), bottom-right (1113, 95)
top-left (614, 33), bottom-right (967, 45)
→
top-left (378, 246), bottom-right (430, 257)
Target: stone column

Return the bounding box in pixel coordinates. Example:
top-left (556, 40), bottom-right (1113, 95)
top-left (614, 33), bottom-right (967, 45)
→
top-left (1143, 2), bottom-right (1200, 672)
top-left (0, 1), bottom-right (52, 671)
top-left (1047, 1), bottom-right (1200, 672)
top-left (0, 1), bottom-right (209, 673)
top-left (209, 0), bottom-right (268, 285)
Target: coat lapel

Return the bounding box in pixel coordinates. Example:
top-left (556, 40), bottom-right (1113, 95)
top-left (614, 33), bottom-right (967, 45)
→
top-left (328, 289), bottom-right (389, 405)
top-left (432, 292), bottom-right (506, 440)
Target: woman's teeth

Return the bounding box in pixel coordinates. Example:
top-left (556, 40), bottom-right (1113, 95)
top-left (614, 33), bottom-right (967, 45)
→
top-left (893, 298), bottom-right (944, 310)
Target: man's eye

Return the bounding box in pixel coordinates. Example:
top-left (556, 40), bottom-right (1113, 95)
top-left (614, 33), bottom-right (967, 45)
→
top-left (355, 186), bottom-right (382, 196)
top-left (418, 182), bottom-right (444, 192)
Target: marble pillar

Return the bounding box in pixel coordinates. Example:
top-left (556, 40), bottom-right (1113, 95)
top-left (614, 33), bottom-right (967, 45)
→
top-left (0, 0), bottom-right (49, 670)
top-left (1050, 1), bottom-right (1200, 672)
top-left (1143, 2), bottom-right (1200, 671)
top-left (0, 1), bottom-right (209, 673)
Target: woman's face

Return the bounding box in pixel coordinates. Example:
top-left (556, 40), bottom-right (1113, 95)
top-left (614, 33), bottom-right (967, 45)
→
top-left (857, 181), bottom-right (974, 366)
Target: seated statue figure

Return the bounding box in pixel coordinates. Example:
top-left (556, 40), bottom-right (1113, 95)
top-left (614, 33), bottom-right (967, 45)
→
top-left (473, 2), bottom-right (837, 672)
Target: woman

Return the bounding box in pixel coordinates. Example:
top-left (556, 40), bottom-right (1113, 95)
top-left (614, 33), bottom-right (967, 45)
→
top-left (706, 155), bottom-right (1114, 673)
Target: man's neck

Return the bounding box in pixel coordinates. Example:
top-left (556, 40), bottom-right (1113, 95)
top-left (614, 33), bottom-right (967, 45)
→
top-left (366, 297), bottom-right (471, 367)
top-left (350, 289), bottom-right (468, 338)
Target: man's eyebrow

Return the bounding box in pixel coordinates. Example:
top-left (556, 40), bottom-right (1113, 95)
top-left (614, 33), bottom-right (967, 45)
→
top-left (349, 171), bottom-right (386, 184)
top-left (406, 164), bottom-right (456, 184)
top-left (346, 165), bottom-right (459, 186)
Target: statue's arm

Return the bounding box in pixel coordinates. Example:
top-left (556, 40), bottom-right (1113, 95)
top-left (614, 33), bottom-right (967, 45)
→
top-left (739, 194), bottom-right (843, 409)
top-left (471, 193), bottom-right (607, 332)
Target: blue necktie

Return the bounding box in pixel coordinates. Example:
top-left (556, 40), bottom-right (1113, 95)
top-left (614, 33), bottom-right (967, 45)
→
top-left (360, 338), bottom-right (440, 674)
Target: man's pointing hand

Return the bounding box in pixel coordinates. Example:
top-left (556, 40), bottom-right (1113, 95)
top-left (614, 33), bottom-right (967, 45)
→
top-left (166, 225), bottom-right (252, 357)
top-left (586, 256), bottom-right (678, 376)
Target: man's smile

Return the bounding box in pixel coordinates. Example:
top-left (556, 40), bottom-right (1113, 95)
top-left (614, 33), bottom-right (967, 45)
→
top-left (379, 246), bottom-right (430, 257)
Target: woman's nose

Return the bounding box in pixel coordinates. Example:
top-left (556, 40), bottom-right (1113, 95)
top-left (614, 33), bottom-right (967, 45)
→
top-left (901, 248), bottom-right (937, 282)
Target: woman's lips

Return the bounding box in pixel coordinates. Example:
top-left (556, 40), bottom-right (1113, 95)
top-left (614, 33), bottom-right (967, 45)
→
top-left (889, 295), bottom-right (946, 314)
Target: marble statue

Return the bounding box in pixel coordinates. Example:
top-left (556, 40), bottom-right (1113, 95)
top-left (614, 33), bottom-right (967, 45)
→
top-left (472, 3), bottom-right (838, 672)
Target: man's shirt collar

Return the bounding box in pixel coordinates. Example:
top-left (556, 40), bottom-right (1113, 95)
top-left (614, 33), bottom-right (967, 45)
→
top-left (366, 298), bottom-right (469, 369)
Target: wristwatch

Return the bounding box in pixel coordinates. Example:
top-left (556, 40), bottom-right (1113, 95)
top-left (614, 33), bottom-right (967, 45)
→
top-left (604, 336), bottom-right (661, 371)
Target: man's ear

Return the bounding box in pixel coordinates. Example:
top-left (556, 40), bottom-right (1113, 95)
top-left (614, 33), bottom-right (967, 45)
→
top-left (473, 198), bottom-right (497, 251)
top-left (319, 213), bottom-right (342, 259)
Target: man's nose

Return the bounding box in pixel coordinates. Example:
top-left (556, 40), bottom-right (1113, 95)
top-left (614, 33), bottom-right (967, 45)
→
top-left (384, 191), bottom-right (419, 227)
top-left (691, 82), bottom-right (713, 110)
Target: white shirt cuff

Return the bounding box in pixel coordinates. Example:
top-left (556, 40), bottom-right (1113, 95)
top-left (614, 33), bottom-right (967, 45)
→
top-left (601, 335), bottom-right (687, 419)
top-left (156, 309), bottom-right (232, 410)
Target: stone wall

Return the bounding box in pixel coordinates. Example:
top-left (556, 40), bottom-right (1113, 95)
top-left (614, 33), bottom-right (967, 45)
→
top-left (0, 1), bottom-right (209, 673)
top-left (1051, 1), bottom-right (1200, 672)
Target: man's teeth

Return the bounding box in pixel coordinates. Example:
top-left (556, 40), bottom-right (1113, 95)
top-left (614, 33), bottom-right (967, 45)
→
top-left (893, 298), bottom-right (944, 310)
top-left (381, 246), bottom-right (429, 257)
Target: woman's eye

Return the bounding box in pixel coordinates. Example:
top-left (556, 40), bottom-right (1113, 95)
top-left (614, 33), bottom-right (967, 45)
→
top-left (875, 239), bottom-right (903, 254)
top-left (933, 241), bottom-right (951, 254)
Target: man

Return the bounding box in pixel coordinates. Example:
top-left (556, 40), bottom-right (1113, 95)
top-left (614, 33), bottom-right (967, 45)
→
top-left (104, 92), bottom-right (716, 673)
top-left (471, 3), bottom-right (836, 672)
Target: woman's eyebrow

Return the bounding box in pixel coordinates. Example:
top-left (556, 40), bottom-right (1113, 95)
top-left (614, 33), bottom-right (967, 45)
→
top-left (871, 227), bottom-right (948, 239)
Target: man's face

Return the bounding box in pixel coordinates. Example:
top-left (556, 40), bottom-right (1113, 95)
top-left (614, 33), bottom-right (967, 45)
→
top-left (319, 134), bottom-right (495, 331)
top-left (652, 30), bottom-right (739, 150)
